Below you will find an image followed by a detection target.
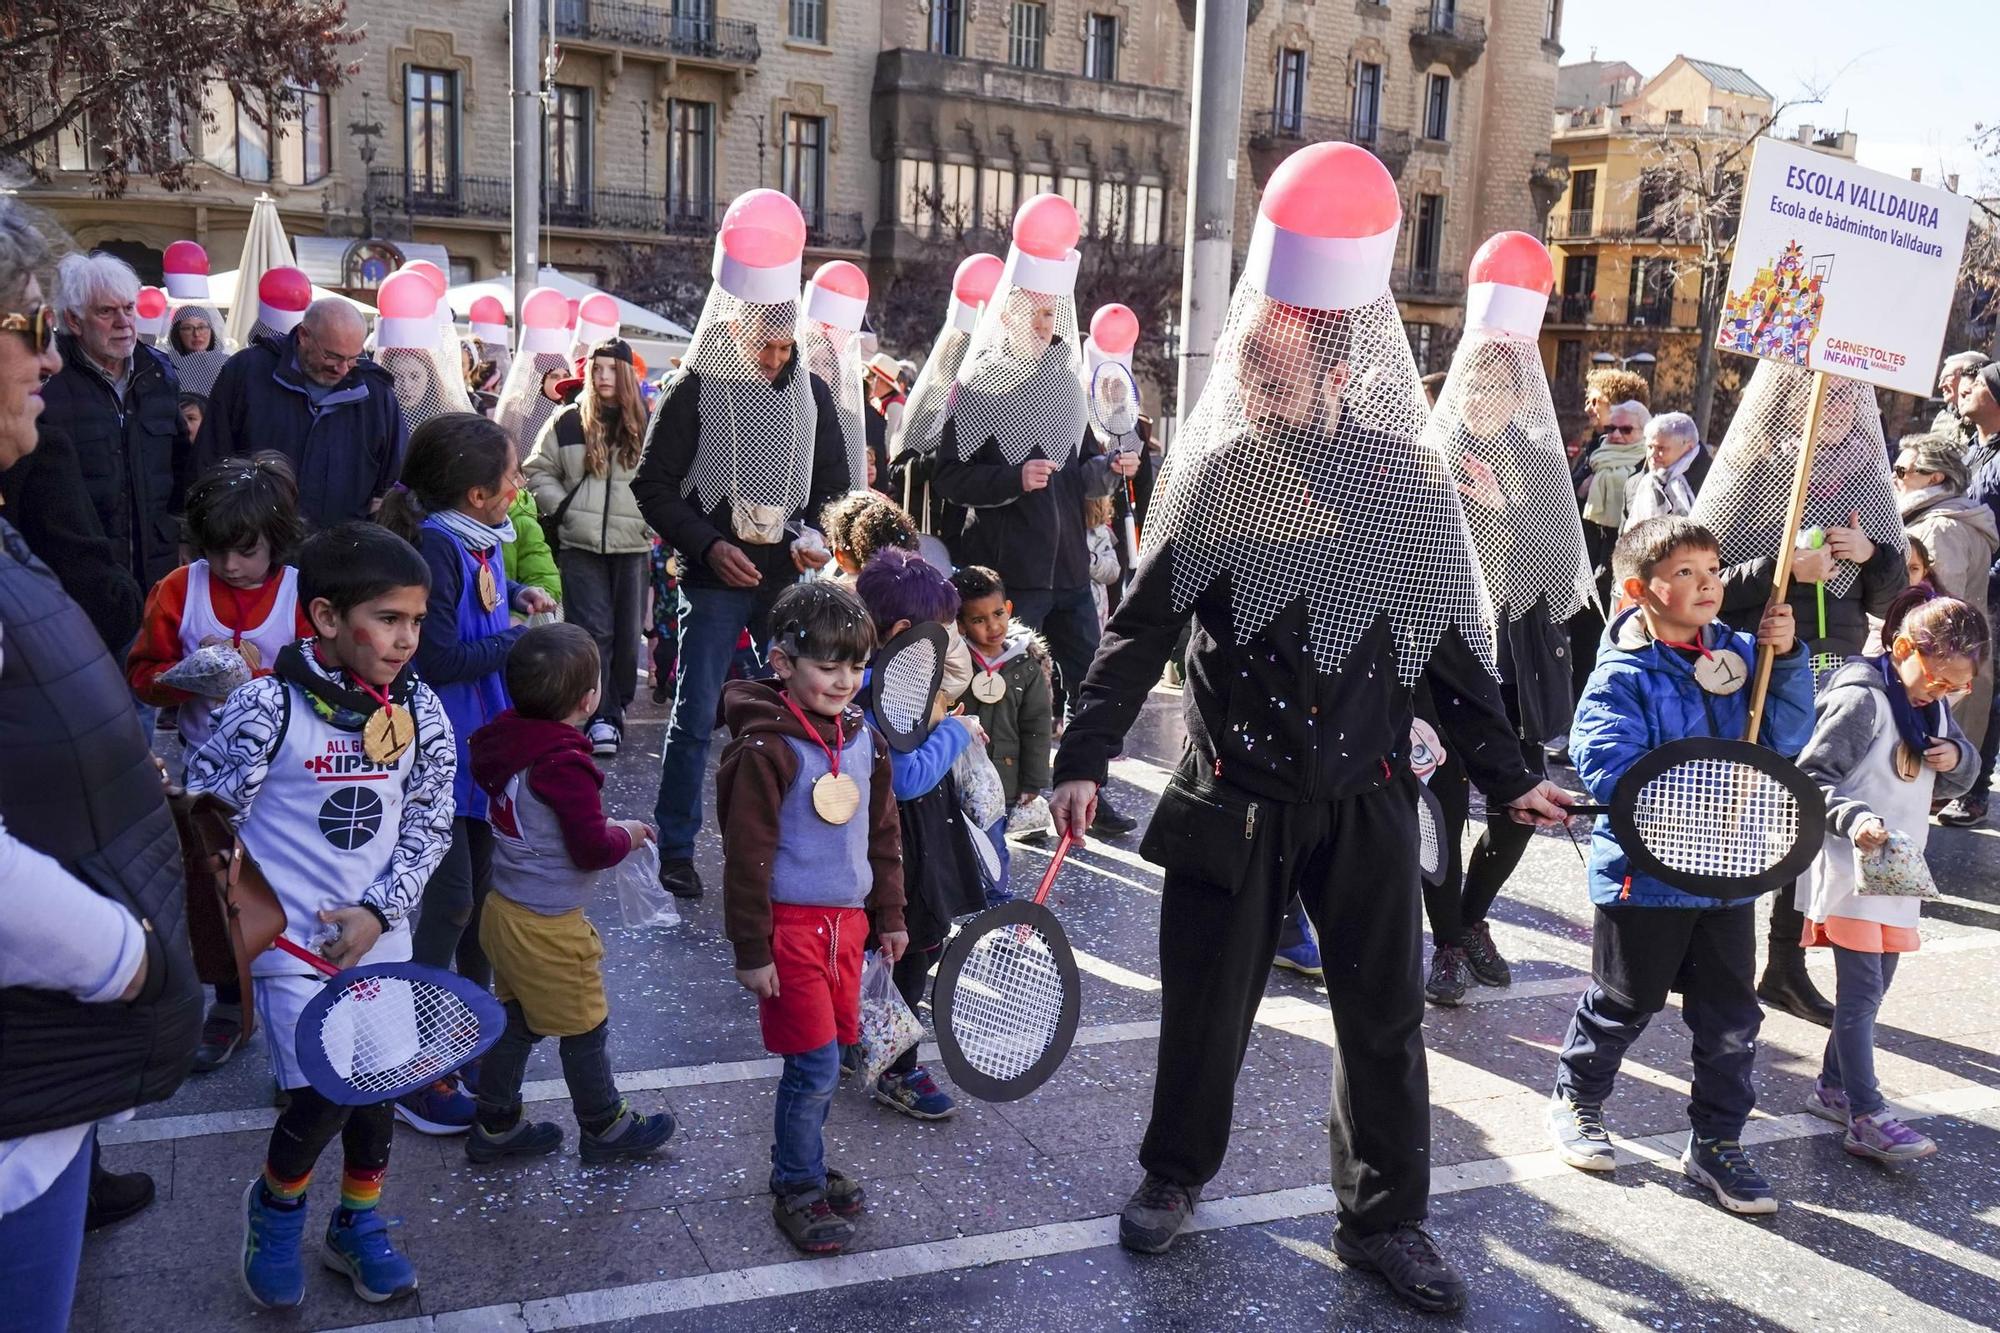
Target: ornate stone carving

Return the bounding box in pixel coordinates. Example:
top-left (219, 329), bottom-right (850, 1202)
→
top-left (770, 81), bottom-right (841, 154)
top-left (388, 28), bottom-right (475, 111)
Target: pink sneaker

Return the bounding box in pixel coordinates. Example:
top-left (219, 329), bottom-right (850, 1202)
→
top-left (1804, 1081), bottom-right (1850, 1126)
top-left (1843, 1110), bottom-right (1936, 1163)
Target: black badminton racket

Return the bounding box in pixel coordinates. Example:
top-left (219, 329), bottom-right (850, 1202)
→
top-left (932, 831), bottom-right (1083, 1102)
top-left (1416, 781), bottom-right (1448, 888)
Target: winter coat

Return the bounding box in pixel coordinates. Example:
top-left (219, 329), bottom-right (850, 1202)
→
top-left (933, 429), bottom-right (1120, 593)
top-left (470, 709), bottom-right (632, 915)
top-left (413, 522), bottom-right (525, 820)
top-left (0, 424), bottom-right (143, 651)
top-left (964, 624), bottom-right (1054, 805)
top-left (1570, 607), bottom-right (1816, 909)
top-left (630, 361), bottom-right (850, 592)
top-left (1795, 659), bottom-right (1976, 934)
top-left (502, 490), bottom-right (563, 606)
top-left (39, 334), bottom-right (189, 589)
top-left (1719, 533), bottom-right (1908, 660)
top-left (1902, 486), bottom-right (1998, 747)
top-left (1965, 429), bottom-right (2000, 583)
top-left (524, 404), bottom-right (654, 555)
top-left (194, 332), bottom-right (406, 529)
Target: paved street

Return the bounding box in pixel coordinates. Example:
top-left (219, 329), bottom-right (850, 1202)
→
top-left (78, 683), bottom-right (2000, 1332)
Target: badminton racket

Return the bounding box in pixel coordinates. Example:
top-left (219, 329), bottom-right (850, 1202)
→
top-left (1088, 361), bottom-right (1145, 564)
top-left (932, 831), bottom-right (1083, 1102)
top-left (1416, 781), bottom-right (1448, 889)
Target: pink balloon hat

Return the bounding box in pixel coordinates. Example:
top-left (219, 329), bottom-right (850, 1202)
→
top-left (574, 292), bottom-right (622, 348)
top-left (948, 253), bottom-right (1004, 331)
top-left (399, 259), bottom-right (448, 297)
top-left (519, 287), bottom-right (572, 355)
top-left (712, 189), bottom-right (807, 303)
top-left (1242, 142), bottom-right (1401, 311)
top-left (134, 286), bottom-right (170, 340)
top-left (802, 260), bottom-right (869, 332)
top-left (1464, 231), bottom-right (1556, 340)
top-left (468, 295), bottom-right (509, 345)
top-left (1002, 194), bottom-right (1081, 298)
top-left (163, 240), bottom-right (211, 301)
top-left (256, 267), bottom-right (312, 336)
top-left (375, 272), bottom-right (441, 350)
top-left (1086, 303), bottom-right (1140, 374)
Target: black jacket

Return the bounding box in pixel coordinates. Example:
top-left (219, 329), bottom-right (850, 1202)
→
top-left (1719, 535), bottom-right (1908, 659)
top-left (0, 425), bottom-right (143, 651)
top-left (1053, 538), bottom-right (1541, 808)
top-left (194, 332), bottom-right (407, 529)
top-left (933, 428), bottom-right (1119, 592)
top-left (0, 518), bottom-right (200, 1136)
top-left (39, 334), bottom-right (189, 589)
top-left (630, 359), bottom-right (850, 591)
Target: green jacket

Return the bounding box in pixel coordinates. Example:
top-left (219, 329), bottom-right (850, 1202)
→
top-left (524, 403), bottom-right (654, 555)
top-left (504, 488), bottom-right (563, 607)
top-left (963, 624), bottom-right (1053, 805)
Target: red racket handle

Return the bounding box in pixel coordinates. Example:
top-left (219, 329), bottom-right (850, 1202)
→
top-left (271, 933), bottom-right (341, 977)
top-left (1034, 831), bottom-right (1075, 906)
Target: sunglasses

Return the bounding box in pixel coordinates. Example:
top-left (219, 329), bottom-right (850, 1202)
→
top-left (1911, 646), bottom-right (1974, 700)
top-left (1607, 424), bottom-right (1638, 436)
top-left (1, 304), bottom-right (54, 355)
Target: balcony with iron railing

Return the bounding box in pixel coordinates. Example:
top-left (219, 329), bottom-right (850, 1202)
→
top-left (549, 0), bottom-right (760, 66)
top-left (804, 210), bottom-right (866, 250)
top-left (1409, 6), bottom-right (1486, 71)
top-left (1544, 204), bottom-right (1717, 245)
top-left (1246, 110), bottom-right (1414, 185)
top-left (1544, 292), bottom-right (1699, 329)
top-left (367, 169), bottom-right (723, 238)
top-left (1394, 267), bottom-right (1465, 303)
top-left (1549, 293), bottom-right (1595, 324)
top-left (873, 48), bottom-right (1183, 129)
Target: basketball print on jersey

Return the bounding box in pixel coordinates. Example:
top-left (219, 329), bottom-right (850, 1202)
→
top-left (319, 786), bottom-right (385, 850)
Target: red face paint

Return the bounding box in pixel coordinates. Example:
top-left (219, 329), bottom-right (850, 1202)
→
top-left (354, 627), bottom-right (374, 648)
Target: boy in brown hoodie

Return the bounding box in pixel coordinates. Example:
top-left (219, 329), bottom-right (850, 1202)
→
top-left (716, 581), bottom-right (906, 1255)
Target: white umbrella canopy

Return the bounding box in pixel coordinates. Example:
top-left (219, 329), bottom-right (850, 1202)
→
top-left (224, 194), bottom-right (297, 349)
top-left (446, 267), bottom-right (692, 341)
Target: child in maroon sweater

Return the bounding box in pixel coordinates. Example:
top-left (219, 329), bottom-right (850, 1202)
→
top-left (464, 624), bottom-right (675, 1164)
top-left (716, 581), bottom-right (906, 1255)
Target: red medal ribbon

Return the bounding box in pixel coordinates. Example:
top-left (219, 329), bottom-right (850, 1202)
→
top-left (1656, 636), bottom-right (1713, 661)
top-left (778, 690), bottom-right (845, 779)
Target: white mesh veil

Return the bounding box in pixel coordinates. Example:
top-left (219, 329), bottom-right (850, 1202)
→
top-left (169, 303), bottom-right (232, 395)
top-left (495, 351), bottom-right (572, 455)
top-left (949, 286), bottom-right (1086, 466)
top-left (901, 324), bottom-right (972, 459)
top-left (1690, 361), bottom-right (1904, 601)
top-left (380, 344), bottom-right (475, 432)
top-left (1143, 288), bottom-right (1495, 684)
top-left (801, 319), bottom-right (868, 492)
top-left (1419, 333), bottom-right (1594, 624)
top-left (679, 291), bottom-right (816, 514)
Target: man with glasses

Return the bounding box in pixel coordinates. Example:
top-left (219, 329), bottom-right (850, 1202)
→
top-left (38, 251), bottom-right (190, 591)
top-left (197, 298), bottom-right (406, 528)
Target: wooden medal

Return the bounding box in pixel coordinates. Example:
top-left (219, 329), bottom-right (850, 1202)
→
top-left (811, 771), bottom-right (861, 825)
top-left (235, 640), bottom-right (262, 673)
top-left (476, 561), bottom-right (501, 613)
top-left (1693, 649), bottom-right (1749, 696)
top-left (971, 670), bottom-right (1007, 704)
top-left (362, 704), bottom-right (414, 765)
top-left (1893, 742), bottom-right (1923, 783)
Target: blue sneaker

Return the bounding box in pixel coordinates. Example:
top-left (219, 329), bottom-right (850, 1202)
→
top-left (1273, 934), bottom-right (1323, 979)
top-left (874, 1065), bottom-right (957, 1120)
top-left (394, 1076), bottom-right (475, 1135)
top-left (240, 1180), bottom-right (309, 1309)
top-left (322, 1208), bottom-right (418, 1303)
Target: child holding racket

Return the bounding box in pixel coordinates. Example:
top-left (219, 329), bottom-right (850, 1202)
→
top-left (1796, 586), bottom-right (1985, 1163)
top-left (465, 623), bottom-right (677, 1164)
top-left (715, 581), bottom-right (906, 1255)
top-left (183, 523), bottom-right (456, 1309)
top-left (126, 452), bottom-right (314, 1073)
top-left (379, 414), bottom-right (555, 1134)
top-left (1550, 516), bottom-right (1814, 1216)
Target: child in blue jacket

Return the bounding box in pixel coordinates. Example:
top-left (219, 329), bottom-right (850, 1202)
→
top-left (1549, 517), bottom-right (1813, 1217)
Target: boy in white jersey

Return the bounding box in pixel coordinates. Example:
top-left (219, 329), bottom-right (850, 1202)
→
top-left (185, 523), bottom-right (456, 1310)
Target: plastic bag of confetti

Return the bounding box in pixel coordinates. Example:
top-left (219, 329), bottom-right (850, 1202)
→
top-left (1855, 828), bottom-right (1938, 899)
top-left (156, 642), bottom-right (254, 699)
top-left (611, 841), bottom-right (679, 928)
top-left (952, 732), bottom-right (1006, 830)
top-left (857, 949), bottom-right (923, 1083)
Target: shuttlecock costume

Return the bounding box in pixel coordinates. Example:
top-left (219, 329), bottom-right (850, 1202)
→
top-left (798, 260), bottom-right (871, 494)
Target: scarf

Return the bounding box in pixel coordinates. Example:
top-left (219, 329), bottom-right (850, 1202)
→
top-left (1896, 482), bottom-right (1957, 523)
top-left (275, 640), bottom-right (417, 733)
top-left (1874, 653), bottom-right (1942, 753)
top-left (1580, 436), bottom-right (1649, 528)
top-left (429, 508), bottom-right (517, 552)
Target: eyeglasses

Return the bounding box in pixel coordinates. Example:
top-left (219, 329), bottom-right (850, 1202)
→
top-left (1607, 424), bottom-right (1638, 436)
top-left (1911, 647), bottom-right (1974, 700)
top-left (0, 304), bottom-right (54, 355)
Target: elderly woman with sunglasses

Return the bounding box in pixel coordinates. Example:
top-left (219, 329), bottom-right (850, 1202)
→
top-left (1893, 431), bottom-right (1999, 774)
top-left (0, 196), bottom-right (202, 1331)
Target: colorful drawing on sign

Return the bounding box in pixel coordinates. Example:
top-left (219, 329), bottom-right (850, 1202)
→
top-left (1716, 241), bottom-right (1828, 365)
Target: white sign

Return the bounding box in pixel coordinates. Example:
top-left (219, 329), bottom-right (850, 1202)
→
top-left (1714, 137), bottom-right (1971, 397)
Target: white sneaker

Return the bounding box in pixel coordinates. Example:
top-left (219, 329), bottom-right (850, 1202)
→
top-left (588, 722), bottom-right (620, 757)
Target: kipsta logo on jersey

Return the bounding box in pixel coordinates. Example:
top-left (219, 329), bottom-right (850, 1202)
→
top-left (319, 786), bottom-right (385, 850)
top-left (304, 736), bottom-right (400, 779)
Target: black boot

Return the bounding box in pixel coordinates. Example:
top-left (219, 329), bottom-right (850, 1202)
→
top-left (84, 1136), bottom-right (155, 1232)
top-left (1757, 893), bottom-right (1833, 1026)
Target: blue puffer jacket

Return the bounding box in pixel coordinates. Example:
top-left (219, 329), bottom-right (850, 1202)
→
top-left (1571, 607), bottom-right (1815, 908)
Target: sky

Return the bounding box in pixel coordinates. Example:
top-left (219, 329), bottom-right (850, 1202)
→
top-left (1557, 0), bottom-right (1992, 195)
